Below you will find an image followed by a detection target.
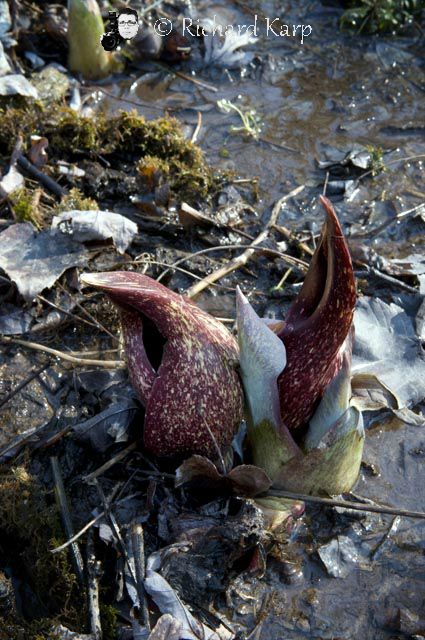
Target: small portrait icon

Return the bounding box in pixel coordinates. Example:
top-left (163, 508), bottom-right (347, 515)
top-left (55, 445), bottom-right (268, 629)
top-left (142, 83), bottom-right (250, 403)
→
top-left (117, 8), bottom-right (139, 40)
top-left (100, 9), bottom-right (139, 51)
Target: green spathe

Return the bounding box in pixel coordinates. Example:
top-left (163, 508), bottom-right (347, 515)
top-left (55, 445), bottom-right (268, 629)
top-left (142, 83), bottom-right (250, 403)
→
top-left (236, 287), bottom-right (365, 496)
top-left (67, 0), bottom-right (121, 80)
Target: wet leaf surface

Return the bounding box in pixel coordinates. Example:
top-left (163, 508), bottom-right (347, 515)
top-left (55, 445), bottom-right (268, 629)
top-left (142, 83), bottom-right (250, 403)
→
top-left (72, 398), bottom-right (140, 452)
top-left (0, 223), bottom-right (88, 300)
top-left (0, 303), bottom-right (33, 335)
top-left (353, 296), bottom-right (425, 409)
top-left (0, 73), bottom-right (38, 97)
top-left (51, 210), bottom-right (138, 254)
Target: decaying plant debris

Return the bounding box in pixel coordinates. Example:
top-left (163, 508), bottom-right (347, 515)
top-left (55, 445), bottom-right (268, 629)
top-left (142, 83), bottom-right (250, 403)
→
top-left (0, 0), bottom-right (424, 638)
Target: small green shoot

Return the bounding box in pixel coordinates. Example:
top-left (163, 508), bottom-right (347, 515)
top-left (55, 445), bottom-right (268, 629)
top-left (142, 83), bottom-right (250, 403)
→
top-left (217, 99), bottom-right (262, 140)
top-left (367, 145), bottom-right (386, 176)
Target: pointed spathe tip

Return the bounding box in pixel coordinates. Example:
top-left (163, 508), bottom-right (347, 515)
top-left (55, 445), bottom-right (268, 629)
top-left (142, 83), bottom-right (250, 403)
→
top-left (236, 286), bottom-right (249, 308)
top-left (80, 272), bottom-right (112, 288)
top-left (80, 271), bottom-right (159, 293)
top-left (319, 195), bottom-right (343, 237)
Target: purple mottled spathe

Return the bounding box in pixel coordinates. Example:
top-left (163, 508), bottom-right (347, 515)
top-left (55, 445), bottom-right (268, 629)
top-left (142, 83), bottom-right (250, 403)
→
top-left (276, 196), bottom-right (357, 431)
top-left (80, 271), bottom-right (244, 457)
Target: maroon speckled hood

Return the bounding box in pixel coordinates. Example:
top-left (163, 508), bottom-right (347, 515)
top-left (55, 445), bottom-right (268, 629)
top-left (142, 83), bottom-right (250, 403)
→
top-left (277, 196), bottom-right (357, 430)
top-left (80, 272), bottom-right (244, 458)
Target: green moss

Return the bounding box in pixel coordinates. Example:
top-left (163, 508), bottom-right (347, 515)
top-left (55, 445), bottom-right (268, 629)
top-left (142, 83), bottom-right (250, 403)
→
top-left (0, 467), bottom-right (86, 631)
top-left (137, 152), bottom-right (212, 202)
top-left (9, 187), bottom-right (43, 228)
top-left (47, 108), bottom-right (107, 154)
top-left (100, 603), bottom-right (119, 640)
top-left (53, 187), bottom-right (98, 214)
top-left (0, 104), bottom-right (217, 203)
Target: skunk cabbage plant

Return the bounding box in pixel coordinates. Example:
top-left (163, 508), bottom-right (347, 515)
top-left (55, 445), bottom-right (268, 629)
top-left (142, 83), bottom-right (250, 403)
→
top-left (80, 272), bottom-right (244, 457)
top-left (81, 196), bottom-right (363, 498)
top-left (67, 0), bottom-right (122, 80)
top-left (237, 196), bottom-right (364, 495)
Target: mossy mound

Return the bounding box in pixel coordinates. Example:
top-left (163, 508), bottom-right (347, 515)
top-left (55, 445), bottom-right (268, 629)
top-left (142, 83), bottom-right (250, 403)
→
top-left (0, 104), bottom-right (215, 203)
top-left (0, 466), bottom-right (86, 637)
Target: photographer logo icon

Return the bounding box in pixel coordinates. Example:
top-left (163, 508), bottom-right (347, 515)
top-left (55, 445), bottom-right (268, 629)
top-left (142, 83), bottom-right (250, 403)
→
top-left (101, 8), bottom-right (139, 51)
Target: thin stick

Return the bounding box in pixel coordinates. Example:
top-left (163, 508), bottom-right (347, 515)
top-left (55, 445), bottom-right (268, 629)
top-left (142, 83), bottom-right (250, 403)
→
top-left (57, 283), bottom-right (118, 341)
top-left (370, 516), bottom-right (400, 561)
top-left (86, 530), bottom-right (102, 640)
top-left (351, 200), bottom-right (425, 239)
top-left (50, 457), bottom-right (85, 583)
top-left (94, 480), bottom-right (138, 587)
top-left (358, 153), bottom-right (425, 182)
top-left (274, 267), bottom-right (293, 291)
top-left (199, 412), bottom-right (226, 474)
top-left (90, 87), bottom-right (165, 112)
top-left (16, 155), bottom-right (67, 198)
top-left (272, 223), bottom-right (314, 256)
top-left (185, 185), bottom-right (305, 298)
top-left (134, 258), bottom-right (235, 291)
top-left (1, 336), bottom-right (125, 369)
top-left (191, 111), bottom-right (202, 144)
top-left (258, 136), bottom-right (297, 153)
top-left (322, 170), bottom-right (329, 196)
top-left (83, 442), bottom-right (138, 483)
top-left (157, 244), bottom-right (307, 284)
top-left (50, 492), bottom-right (142, 554)
top-left (37, 294), bottom-right (103, 333)
top-left (0, 364), bottom-right (48, 409)
top-left (0, 418), bottom-right (54, 462)
top-left (155, 63), bottom-right (218, 92)
top-left (131, 523), bottom-right (150, 629)
top-left (266, 489), bottom-right (425, 520)
top-left (358, 266), bottom-right (420, 294)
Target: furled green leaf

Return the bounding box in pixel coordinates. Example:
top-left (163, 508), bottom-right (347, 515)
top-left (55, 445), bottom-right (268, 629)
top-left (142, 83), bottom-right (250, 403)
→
top-left (236, 286), bottom-right (300, 475)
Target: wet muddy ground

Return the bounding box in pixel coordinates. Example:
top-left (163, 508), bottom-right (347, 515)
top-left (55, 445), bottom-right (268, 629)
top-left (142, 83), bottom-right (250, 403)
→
top-left (0, 0), bottom-right (424, 638)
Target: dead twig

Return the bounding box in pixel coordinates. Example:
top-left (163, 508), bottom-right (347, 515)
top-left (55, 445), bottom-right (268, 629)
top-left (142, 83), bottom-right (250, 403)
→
top-left (37, 294), bottom-right (107, 333)
top-left (1, 336), bottom-right (125, 369)
top-left (131, 523), bottom-right (150, 630)
top-left (155, 63), bottom-right (218, 92)
top-left (16, 154), bottom-right (67, 198)
top-left (86, 530), bottom-right (102, 640)
top-left (157, 244), bottom-right (308, 285)
top-left (358, 153), bottom-right (425, 182)
top-left (190, 111), bottom-right (202, 144)
top-left (87, 86), bottom-right (165, 112)
top-left (184, 185), bottom-right (305, 298)
top-left (133, 257), bottom-right (235, 292)
top-left (0, 418), bottom-right (56, 462)
top-left (0, 363), bottom-right (48, 409)
top-left (57, 282), bottom-right (119, 341)
top-left (94, 480), bottom-right (139, 591)
top-left (50, 456), bottom-right (85, 584)
top-left (50, 492), bottom-right (142, 554)
top-left (266, 489), bottom-right (425, 520)
top-left (272, 223), bottom-right (314, 256)
top-left (370, 515), bottom-right (401, 561)
top-left (356, 266), bottom-right (420, 294)
top-left (351, 200), bottom-right (425, 239)
top-left (83, 442), bottom-right (138, 483)
top-left (258, 136), bottom-right (297, 154)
